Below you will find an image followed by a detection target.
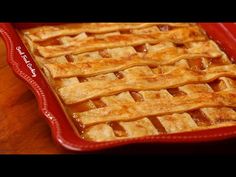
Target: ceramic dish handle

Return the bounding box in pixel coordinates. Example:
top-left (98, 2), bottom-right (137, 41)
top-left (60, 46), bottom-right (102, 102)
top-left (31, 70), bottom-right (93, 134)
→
top-left (0, 23), bottom-right (47, 110)
top-left (0, 23), bottom-right (39, 79)
top-left (0, 22), bottom-right (60, 140)
top-left (0, 23), bottom-right (83, 151)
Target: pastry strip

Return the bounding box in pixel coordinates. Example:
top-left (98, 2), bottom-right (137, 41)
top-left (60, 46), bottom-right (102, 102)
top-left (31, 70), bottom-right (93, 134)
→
top-left (37, 27), bottom-right (206, 58)
top-left (23, 23), bottom-right (192, 41)
top-left (45, 41), bottom-right (222, 78)
top-left (75, 91), bottom-right (236, 126)
top-left (58, 65), bottom-right (236, 104)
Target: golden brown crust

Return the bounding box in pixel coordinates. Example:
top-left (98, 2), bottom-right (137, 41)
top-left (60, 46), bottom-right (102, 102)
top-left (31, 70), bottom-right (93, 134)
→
top-left (75, 91), bottom-right (236, 126)
top-left (44, 40), bottom-right (222, 78)
top-left (58, 65), bottom-right (236, 104)
top-left (19, 23), bottom-right (236, 142)
top-left (23, 23), bottom-right (193, 41)
top-left (37, 26), bottom-right (206, 58)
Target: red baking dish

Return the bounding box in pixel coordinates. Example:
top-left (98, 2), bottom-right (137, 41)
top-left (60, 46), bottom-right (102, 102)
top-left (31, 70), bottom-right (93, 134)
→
top-left (1, 23), bottom-right (236, 152)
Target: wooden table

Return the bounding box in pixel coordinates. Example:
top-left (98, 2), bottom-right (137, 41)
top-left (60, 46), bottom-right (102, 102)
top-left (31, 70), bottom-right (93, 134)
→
top-left (0, 37), bottom-right (72, 154)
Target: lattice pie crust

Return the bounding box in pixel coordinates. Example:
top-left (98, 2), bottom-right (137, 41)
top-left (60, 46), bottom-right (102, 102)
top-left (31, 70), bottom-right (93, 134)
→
top-left (19, 23), bottom-right (236, 142)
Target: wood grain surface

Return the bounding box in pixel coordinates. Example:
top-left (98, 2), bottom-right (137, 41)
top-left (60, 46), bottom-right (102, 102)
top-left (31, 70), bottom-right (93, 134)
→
top-left (0, 37), bottom-right (72, 154)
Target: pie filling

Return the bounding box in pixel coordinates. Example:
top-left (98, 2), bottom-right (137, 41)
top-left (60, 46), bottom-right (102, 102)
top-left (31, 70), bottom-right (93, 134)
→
top-left (19, 23), bottom-right (236, 142)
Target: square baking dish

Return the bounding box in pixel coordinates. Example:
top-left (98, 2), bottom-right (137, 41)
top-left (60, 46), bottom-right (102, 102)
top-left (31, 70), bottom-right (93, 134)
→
top-left (1, 23), bottom-right (236, 152)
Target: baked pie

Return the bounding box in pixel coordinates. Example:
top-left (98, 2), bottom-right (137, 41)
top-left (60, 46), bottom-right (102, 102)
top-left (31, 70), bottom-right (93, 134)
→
top-left (18, 23), bottom-right (236, 142)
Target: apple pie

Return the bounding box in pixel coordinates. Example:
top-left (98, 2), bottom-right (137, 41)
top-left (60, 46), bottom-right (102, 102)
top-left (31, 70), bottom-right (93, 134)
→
top-left (18, 23), bottom-right (236, 142)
